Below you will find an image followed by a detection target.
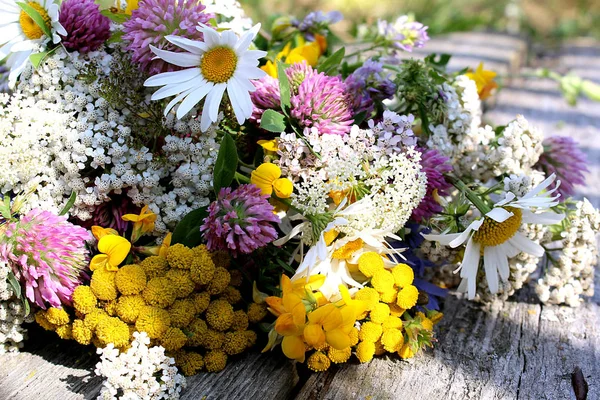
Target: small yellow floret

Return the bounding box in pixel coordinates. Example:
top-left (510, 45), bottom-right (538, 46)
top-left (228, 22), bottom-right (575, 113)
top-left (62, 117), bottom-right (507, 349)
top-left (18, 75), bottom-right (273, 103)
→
top-left (72, 286), bottom-right (97, 314)
top-left (160, 327), bottom-right (187, 351)
top-left (168, 299), bottom-right (195, 328)
top-left (356, 341), bottom-right (375, 363)
top-left (220, 286), bottom-right (242, 304)
top-left (391, 264), bottom-right (414, 288)
top-left (357, 252), bottom-right (385, 278)
top-left (166, 243), bottom-right (194, 269)
top-left (165, 269), bottom-right (195, 299)
top-left (90, 268), bottom-right (118, 301)
top-left (139, 256), bottom-right (168, 279)
top-left (348, 327), bottom-right (359, 346)
top-left (379, 288), bottom-right (397, 304)
top-left (307, 351), bottom-right (331, 372)
top-left (142, 277), bottom-right (177, 308)
top-left (72, 320), bottom-right (93, 345)
top-left (84, 308), bottom-right (109, 331)
top-left (381, 328), bottom-right (404, 352)
top-left (191, 291), bottom-right (211, 314)
top-left (382, 316), bottom-right (403, 330)
top-left (222, 331), bottom-right (248, 355)
top-left (103, 300), bottom-right (118, 316)
top-left (45, 307), bottom-right (70, 326)
top-left (200, 328), bottom-right (225, 350)
top-left (369, 303), bottom-right (390, 324)
top-left (185, 319), bottom-right (208, 347)
top-left (207, 249), bottom-right (230, 269)
top-left (247, 303), bottom-right (267, 323)
top-left (205, 300), bottom-right (234, 331)
top-left (243, 330), bottom-right (257, 347)
top-left (95, 316), bottom-right (130, 348)
top-left (355, 287), bottom-right (380, 311)
top-left (204, 349), bottom-right (228, 373)
top-left (389, 303), bottom-right (406, 318)
top-left (398, 343), bottom-right (415, 359)
top-left (175, 351), bottom-right (204, 376)
top-left (55, 324), bottom-right (73, 340)
top-left (420, 316), bottom-right (434, 331)
top-left (231, 310), bottom-right (249, 331)
top-left (327, 347), bottom-right (351, 364)
top-left (371, 269), bottom-right (394, 293)
top-left (35, 311), bottom-right (56, 331)
top-left (190, 246), bottom-right (216, 285)
top-left (396, 285), bottom-right (419, 309)
top-left (358, 321), bottom-right (383, 343)
top-left (115, 264), bottom-right (147, 295)
top-left (116, 295), bottom-right (146, 323)
top-left (136, 306), bottom-right (171, 339)
top-left (207, 267), bottom-right (231, 295)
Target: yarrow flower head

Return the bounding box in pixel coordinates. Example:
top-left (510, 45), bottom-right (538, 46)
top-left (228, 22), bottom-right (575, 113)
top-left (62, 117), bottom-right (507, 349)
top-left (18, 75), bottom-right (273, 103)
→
top-left (144, 23), bottom-right (267, 131)
top-left (345, 59), bottom-right (396, 115)
top-left (534, 136), bottom-right (588, 198)
top-left (423, 174), bottom-right (565, 299)
top-left (0, 0), bottom-right (67, 88)
top-left (59, 0), bottom-right (110, 54)
top-left (0, 209), bottom-right (91, 309)
top-left (377, 15), bottom-right (429, 52)
top-left (291, 68), bottom-right (354, 136)
top-left (200, 184), bottom-right (280, 256)
top-left (122, 0), bottom-right (213, 75)
top-left (412, 148), bottom-right (452, 222)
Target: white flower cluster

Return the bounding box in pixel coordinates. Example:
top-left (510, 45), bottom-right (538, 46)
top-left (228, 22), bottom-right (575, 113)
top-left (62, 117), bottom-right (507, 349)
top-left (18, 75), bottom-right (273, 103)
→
top-left (0, 262), bottom-right (33, 354)
top-left (1, 47), bottom-right (218, 234)
top-left (536, 199), bottom-right (600, 307)
top-left (368, 111), bottom-right (416, 155)
top-left (203, 0), bottom-right (253, 35)
top-left (96, 331), bottom-right (186, 400)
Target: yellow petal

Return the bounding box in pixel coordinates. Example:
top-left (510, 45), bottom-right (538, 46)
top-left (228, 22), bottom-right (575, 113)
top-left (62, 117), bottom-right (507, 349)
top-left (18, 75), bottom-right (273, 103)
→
top-left (158, 232), bottom-right (172, 258)
top-left (280, 274), bottom-right (293, 295)
top-left (304, 323), bottom-right (326, 348)
top-left (250, 163), bottom-right (282, 196)
top-left (121, 213), bottom-right (141, 223)
top-left (257, 139), bottom-right (279, 153)
top-left (282, 293), bottom-right (303, 315)
top-left (282, 335), bottom-right (305, 362)
top-left (89, 254), bottom-right (108, 271)
top-left (326, 329), bottom-right (351, 350)
top-left (261, 61), bottom-right (278, 78)
top-left (321, 307), bottom-right (343, 332)
top-left (307, 303), bottom-right (335, 325)
top-left (97, 235), bottom-right (131, 270)
top-left (91, 226), bottom-right (118, 241)
top-left (273, 178), bottom-right (293, 198)
top-left (275, 313), bottom-right (300, 336)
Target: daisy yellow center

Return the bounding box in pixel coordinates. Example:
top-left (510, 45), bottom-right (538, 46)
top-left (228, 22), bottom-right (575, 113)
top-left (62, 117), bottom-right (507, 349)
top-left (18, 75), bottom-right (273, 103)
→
top-left (19, 2), bottom-right (51, 40)
top-left (472, 207), bottom-right (522, 248)
top-left (200, 47), bottom-right (238, 84)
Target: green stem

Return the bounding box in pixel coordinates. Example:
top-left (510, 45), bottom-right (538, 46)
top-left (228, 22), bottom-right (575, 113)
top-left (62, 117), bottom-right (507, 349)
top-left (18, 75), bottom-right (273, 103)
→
top-left (447, 176), bottom-right (492, 214)
top-left (238, 159), bottom-right (254, 169)
top-left (234, 171), bottom-right (250, 184)
top-left (383, 64), bottom-right (402, 73)
top-left (344, 45), bottom-right (380, 59)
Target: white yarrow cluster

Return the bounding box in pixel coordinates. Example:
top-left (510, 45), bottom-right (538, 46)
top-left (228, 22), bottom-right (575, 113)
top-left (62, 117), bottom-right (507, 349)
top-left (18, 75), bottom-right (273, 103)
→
top-left (536, 199), bottom-right (600, 307)
top-left (0, 262), bottom-right (33, 354)
top-left (95, 331), bottom-right (186, 400)
top-left (203, 0), bottom-right (253, 35)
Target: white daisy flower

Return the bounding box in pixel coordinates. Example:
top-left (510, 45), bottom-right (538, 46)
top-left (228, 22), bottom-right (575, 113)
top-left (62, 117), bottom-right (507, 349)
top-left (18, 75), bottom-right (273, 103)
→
top-left (144, 23), bottom-right (267, 131)
top-left (0, 0), bottom-right (66, 88)
top-left (423, 173), bottom-right (565, 299)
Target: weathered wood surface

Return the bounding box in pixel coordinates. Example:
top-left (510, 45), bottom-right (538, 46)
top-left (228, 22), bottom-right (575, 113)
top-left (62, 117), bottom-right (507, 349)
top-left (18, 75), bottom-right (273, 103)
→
top-left (1, 33), bottom-right (599, 400)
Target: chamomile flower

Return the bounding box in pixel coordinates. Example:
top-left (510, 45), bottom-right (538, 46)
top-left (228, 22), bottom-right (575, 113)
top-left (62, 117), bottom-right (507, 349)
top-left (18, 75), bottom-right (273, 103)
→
top-left (0, 0), bottom-right (67, 88)
top-left (423, 174), bottom-right (565, 299)
top-left (144, 23), bottom-right (266, 131)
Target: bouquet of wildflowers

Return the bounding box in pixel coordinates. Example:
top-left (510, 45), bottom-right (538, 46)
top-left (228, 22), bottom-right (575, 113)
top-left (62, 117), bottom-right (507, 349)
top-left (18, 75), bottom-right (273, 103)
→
top-left (0, 0), bottom-right (598, 393)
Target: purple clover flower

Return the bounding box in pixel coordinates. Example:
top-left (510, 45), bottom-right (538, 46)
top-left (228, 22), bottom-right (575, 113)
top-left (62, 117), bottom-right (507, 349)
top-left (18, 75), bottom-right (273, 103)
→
top-left (535, 136), bottom-right (588, 198)
top-left (200, 184), bottom-right (280, 257)
top-left (122, 0), bottom-right (212, 75)
top-left (59, 0), bottom-right (111, 53)
top-left (250, 75), bottom-right (281, 123)
top-left (0, 209), bottom-right (91, 309)
top-left (345, 59), bottom-right (397, 115)
top-left (377, 15), bottom-right (429, 52)
top-left (411, 148), bottom-right (453, 222)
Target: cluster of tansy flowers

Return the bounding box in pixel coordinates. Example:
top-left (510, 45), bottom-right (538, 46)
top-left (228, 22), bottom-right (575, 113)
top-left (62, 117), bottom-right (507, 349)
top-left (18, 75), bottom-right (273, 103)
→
top-left (258, 247), bottom-right (442, 371)
top-left (35, 241), bottom-right (263, 375)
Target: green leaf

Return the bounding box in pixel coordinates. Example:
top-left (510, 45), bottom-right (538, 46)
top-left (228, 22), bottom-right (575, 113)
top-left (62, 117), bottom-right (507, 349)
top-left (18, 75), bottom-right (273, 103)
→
top-left (16, 2), bottom-right (52, 39)
top-left (172, 207), bottom-right (208, 248)
top-left (277, 61), bottom-right (291, 114)
top-left (7, 272), bottom-right (21, 299)
top-left (0, 195), bottom-right (11, 220)
top-left (100, 9), bottom-right (129, 24)
top-left (59, 191), bottom-right (77, 216)
top-left (213, 133), bottom-right (238, 195)
top-left (317, 47), bottom-right (345, 75)
top-left (424, 53), bottom-right (452, 70)
top-left (107, 30), bottom-right (124, 44)
top-left (29, 51), bottom-right (49, 69)
top-left (260, 109), bottom-right (287, 133)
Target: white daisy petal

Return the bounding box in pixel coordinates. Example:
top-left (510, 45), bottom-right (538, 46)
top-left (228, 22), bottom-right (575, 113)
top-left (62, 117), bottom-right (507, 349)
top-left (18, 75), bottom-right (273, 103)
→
top-left (508, 233), bottom-right (544, 257)
top-left (164, 87), bottom-right (195, 116)
top-left (234, 23), bottom-right (261, 52)
top-left (151, 77), bottom-right (204, 100)
top-left (521, 209), bottom-right (565, 225)
top-left (486, 207), bottom-right (514, 223)
top-left (144, 68), bottom-right (201, 87)
top-left (175, 82), bottom-right (213, 119)
top-left (165, 35), bottom-right (208, 54)
top-left (421, 232), bottom-right (462, 246)
top-left (205, 82), bottom-right (226, 122)
top-left (483, 247), bottom-right (499, 294)
top-left (461, 238), bottom-right (481, 299)
top-left (493, 245), bottom-right (510, 281)
top-left (449, 219), bottom-right (483, 248)
top-left (149, 45), bottom-right (199, 67)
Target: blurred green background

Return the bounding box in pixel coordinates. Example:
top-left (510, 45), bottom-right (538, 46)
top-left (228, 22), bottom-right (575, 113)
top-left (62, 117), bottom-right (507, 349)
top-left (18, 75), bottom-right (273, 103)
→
top-left (242, 0), bottom-right (600, 42)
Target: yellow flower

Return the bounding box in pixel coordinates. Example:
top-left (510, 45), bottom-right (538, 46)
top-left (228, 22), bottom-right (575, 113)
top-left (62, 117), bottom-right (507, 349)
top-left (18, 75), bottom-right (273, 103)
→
top-left (90, 234), bottom-right (131, 272)
top-left (356, 341), bottom-right (375, 363)
top-left (122, 205), bottom-right (157, 242)
top-left (307, 351), bottom-right (331, 372)
top-left (396, 285), bottom-right (419, 309)
top-left (261, 40), bottom-right (323, 78)
top-left (91, 226), bottom-right (118, 241)
top-left (304, 303), bottom-right (357, 351)
top-left (158, 233), bottom-right (171, 258)
top-left (357, 252), bottom-right (385, 278)
top-left (391, 263), bottom-right (414, 288)
top-left (465, 62), bottom-right (498, 100)
top-left (250, 163), bottom-right (293, 198)
top-left (257, 139), bottom-right (278, 153)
